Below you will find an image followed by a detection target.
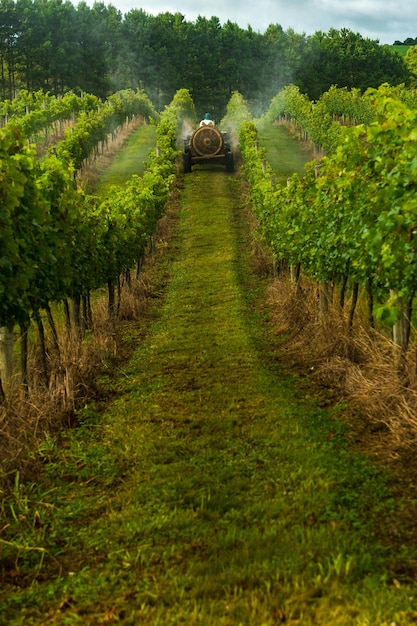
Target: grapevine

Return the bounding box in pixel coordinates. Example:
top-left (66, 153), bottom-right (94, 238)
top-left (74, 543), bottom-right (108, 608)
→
top-left (242, 84), bottom-right (417, 352)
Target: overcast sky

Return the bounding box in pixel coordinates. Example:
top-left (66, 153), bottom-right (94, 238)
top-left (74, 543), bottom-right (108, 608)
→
top-left (93, 0), bottom-right (416, 45)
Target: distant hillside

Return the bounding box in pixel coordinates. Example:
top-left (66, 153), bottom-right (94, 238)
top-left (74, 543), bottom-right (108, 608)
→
top-left (391, 45), bottom-right (411, 56)
top-left (391, 37), bottom-right (416, 56)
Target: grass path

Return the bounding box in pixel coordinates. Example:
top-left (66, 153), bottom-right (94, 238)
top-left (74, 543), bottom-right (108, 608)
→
top-left (258, 125), bottom-right (312, 183)
top-left (93, 123), bottom-right (156, 194)
top-left (3, 164), bottom-right (417, 624)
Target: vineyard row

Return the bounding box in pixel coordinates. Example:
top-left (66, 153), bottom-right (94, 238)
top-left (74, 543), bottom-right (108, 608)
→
top-left (0, 88), bottom-right (195, 397)
top-left (241, 83), bottom-right (417, 360)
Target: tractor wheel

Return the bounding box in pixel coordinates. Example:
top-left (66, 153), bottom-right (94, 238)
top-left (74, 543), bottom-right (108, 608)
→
top-left (225, 150), bottom-right (234, 173)
top-left (183, 150), bottom-right (192, 173)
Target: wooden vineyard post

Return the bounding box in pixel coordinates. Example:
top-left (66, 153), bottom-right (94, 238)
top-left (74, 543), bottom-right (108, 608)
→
top-left (312, 162), bottom-right (331, 317)
top-left (391, 290), bottom-right (409, 354)
top-left (390, 289), bottom-right (413, 381)
top-left (319, 282), bottom-right (332, 317)
top-left (0, 326), bottom-right (14, 388)
top-left (287, 176), bottom-right (300, 285)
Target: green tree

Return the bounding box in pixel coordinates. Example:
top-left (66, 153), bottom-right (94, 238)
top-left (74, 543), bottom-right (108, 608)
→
top-left (218, 22), bottom-right (264, 115)
top-left (0, 5), bottom-right (412, 115)
top-left (296, 28), bottom-right (409, 99)
top-left (259, 25), bottom-right (305, 109)
top-left (120, 10), bottom-right (187, 110)
top-left (181, 15), bottom-right (225, 116)
top-left (404, 45), bottom-right (417, 86)
top-left (0, 0), bottom-right (20, 99)
top-left (16, 0), bottom-right (78, 93)
top-left (119, 9), bottom-right (154, 92)
top-left (73, 1), bottom-right (110, 97)
top-left (149, 12), bottom-right (188, 107)
top-left (90, 2), bottom-right (124, 92)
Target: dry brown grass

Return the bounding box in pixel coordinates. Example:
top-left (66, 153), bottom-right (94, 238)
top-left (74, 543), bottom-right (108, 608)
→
top-left (267, 272), bottom-right (417, 463)
top-left (0, 310), bottom-right (123, 479)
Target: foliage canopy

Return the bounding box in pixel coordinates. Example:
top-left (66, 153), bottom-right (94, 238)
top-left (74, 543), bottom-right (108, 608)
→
top-left (0, 1), bottom-right (410, 116)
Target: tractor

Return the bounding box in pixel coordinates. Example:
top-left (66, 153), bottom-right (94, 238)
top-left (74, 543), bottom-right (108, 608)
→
top-left (183, 122), bottom-right (234, 173)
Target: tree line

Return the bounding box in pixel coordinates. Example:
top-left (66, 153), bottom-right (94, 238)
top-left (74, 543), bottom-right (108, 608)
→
top-left (0, 0), bottom-right (411, 118)
top-left (394, 37), bottom-right (417, 46)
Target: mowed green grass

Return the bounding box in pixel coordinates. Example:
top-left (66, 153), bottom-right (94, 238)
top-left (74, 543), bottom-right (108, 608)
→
top-left (258, 124), bottom-right (312, 184)
top-left (94, 123), bottom-right (156, 194)
top-left (390, 44), bottom-right (411, 57)
top-left (2, 140), bottom-right (417, 624)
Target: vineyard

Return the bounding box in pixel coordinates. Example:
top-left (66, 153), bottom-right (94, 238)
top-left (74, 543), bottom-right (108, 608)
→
top-left (0, 90), bottom-right (174, 384)
top-left (239, 83), bottom-right (417, 451)
top-left (2, 83), bottom-right (417, 623)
